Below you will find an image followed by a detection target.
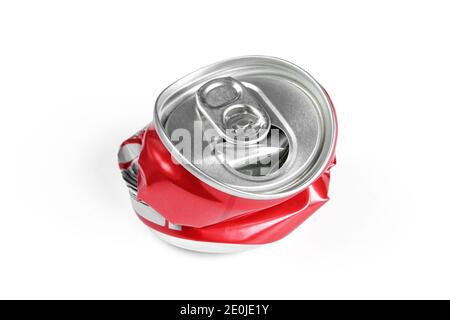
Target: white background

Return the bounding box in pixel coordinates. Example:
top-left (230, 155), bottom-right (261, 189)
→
top-left (1, 1), bottom-right (449, 299)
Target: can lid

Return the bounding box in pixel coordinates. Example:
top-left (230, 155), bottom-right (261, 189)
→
top-left (154, 56), bottom-right (336, 200)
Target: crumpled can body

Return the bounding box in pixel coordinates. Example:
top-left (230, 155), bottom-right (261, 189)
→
top-left (118, 125), bottom-right (336, 253)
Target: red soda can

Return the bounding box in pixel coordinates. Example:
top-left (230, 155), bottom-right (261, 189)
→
top-left (118, 56), bottom-right (337, 253)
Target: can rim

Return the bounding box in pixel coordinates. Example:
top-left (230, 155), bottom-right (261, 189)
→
top-left (153, 55), bottom-right (337, 200)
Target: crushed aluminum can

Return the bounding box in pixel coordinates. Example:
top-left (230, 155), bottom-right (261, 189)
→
top-left (118, 56), bottom-right (337, 253)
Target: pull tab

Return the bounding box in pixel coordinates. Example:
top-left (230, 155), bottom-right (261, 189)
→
top-left (196, 77), bottom-right (271, 144)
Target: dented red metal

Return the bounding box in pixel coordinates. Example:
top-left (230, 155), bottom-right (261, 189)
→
top-left (120, 124), bottom-right (336, 245)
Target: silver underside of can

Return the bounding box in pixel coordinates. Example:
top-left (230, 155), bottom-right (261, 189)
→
top-left (154, 56), bottom-right (336, 200)
top-left (151, 229), bottom-right (259, 254)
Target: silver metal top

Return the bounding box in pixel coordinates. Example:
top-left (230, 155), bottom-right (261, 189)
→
top-left (154, 56), bottom-right (336, 200)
